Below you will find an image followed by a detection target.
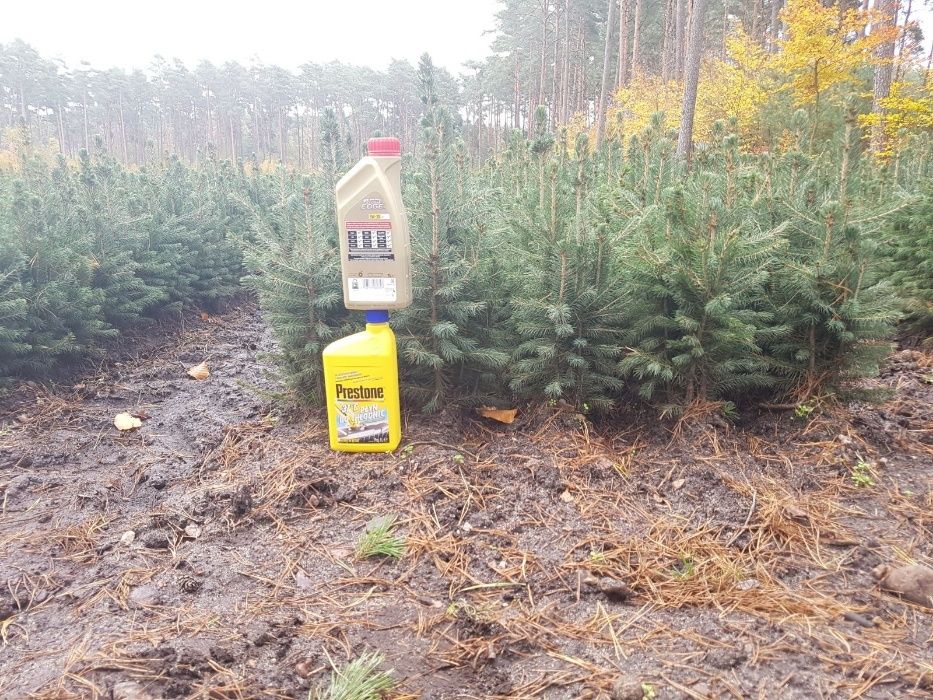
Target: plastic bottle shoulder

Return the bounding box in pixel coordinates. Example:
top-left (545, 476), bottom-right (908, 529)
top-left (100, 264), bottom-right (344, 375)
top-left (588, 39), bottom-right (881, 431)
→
top-left (322, 324), bottom-right (396, 359)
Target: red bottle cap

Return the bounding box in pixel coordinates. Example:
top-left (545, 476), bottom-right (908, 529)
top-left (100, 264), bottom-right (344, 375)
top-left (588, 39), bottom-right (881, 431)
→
top-left (368, 137), bottom-right (401, 157)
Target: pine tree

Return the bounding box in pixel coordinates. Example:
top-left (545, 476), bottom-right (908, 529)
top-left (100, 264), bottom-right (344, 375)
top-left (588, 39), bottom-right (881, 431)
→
top-left (8, 156), bottom-right (115, 372)
top-left (74, 147), bottom-right (167, 327)
top-left (886, 182), bottom-right (933, 333)
top-left (617, 123), bottom-right (781, 414)
top-left (763, 109), bottom-right (899, 394)
top-left (0, 231), bottom-right (30, 378)
top-left (392, 54), bottom-right (507, 412)
top-left (184, 159), bottom-right (246, 308)
top-left (505, 131), bottom-right (627, 413)
top-left (241, 171), bottom-right (348, 402)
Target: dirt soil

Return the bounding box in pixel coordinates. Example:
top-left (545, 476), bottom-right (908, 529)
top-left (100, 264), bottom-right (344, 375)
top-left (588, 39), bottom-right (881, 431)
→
top-left (1, 301), bottom-right (930, 700)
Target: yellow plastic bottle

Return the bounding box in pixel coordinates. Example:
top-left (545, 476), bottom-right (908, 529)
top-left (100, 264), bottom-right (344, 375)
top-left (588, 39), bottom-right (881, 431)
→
top-left (322, 310), bottom-right (402, 452)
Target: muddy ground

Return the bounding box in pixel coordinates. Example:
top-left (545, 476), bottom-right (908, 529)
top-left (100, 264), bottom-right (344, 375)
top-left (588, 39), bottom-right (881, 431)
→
top-left (0, 301), bottom-right (930, 700)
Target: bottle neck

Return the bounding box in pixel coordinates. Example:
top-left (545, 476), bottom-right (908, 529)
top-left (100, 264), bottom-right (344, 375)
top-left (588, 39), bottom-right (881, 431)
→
top-left (364, 310), bottom-right (390, 326)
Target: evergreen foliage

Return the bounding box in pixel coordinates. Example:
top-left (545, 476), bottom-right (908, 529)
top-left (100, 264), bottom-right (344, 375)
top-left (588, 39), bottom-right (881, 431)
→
top-left (618, 125), bottom-right (782, 413)
top-left (392, 54), bottom-right (507, 412)
top-left (0, 148), bottom-right (246, 381)
top-left (1, 49), bottom-right (929, 418)
top-left (241, 172), bottom-right (348, 401)
top-left (762, 111), bottom-right (900, 392)
top-left (505, 131), bottom-right (626, 412)
top-left (886, 182), bottom-right (933, 333)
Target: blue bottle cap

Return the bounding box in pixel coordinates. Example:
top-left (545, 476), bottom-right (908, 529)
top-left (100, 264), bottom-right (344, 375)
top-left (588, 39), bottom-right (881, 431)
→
top-left (365, 310), bottom-right (390, 323)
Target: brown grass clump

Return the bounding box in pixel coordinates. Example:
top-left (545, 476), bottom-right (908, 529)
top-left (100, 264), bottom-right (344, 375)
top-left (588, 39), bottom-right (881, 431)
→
top-left (723, 474), bottom-right (857, 568)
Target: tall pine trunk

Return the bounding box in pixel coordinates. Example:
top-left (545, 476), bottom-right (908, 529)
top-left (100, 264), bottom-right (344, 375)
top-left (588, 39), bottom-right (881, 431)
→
top-left (596, 0), bottom-right (619, 145)
top-left (617, 0), bottom-right (631, 87)
top-left (870, 0), bottom-right (898, 154)
top-left (661, 0), bottom-right (676, 82)
top-left (894, 0), bottom-right (913, 83)
top-left (630, 0), bottom-right (643, 78)
top-left (768, 0), bottom-right (784, 53)
top-left (675, 0), bottom-right (687, 76)
top-left (677, 0), bottom-right (707, 161)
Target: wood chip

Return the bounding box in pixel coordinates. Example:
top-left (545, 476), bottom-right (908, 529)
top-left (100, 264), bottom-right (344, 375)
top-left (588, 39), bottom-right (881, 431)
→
top-left (114, 412), bottom-right (142, 431)
top-left (477, 406), bottom-right (518, 424)
top-left (187, 361), bottom-right (210, 380)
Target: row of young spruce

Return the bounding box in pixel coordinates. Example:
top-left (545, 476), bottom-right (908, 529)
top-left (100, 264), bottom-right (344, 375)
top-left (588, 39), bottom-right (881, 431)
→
top-left (0, 139), bottom-right (247, 380)
top-left (1, 85), bottom-right (930, 417)
top-left (251, 67), bottom-right (931, 417)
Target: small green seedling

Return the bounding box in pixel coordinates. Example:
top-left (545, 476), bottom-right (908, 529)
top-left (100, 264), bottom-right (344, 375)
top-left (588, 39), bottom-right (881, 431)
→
top-left (356, 515), bottom-right (406, 559)
top-left (794, 403), bottom-right (815, 420)
top-left (641, 683), bottom-right (657, 700)
top-left (588, 547), bottom-right (606, 564)
top-left (400, 444), bottom-right (414, 458)
top-left (452, 453), bottom-right (465, 465)
top-left (671, 555), bottom-right (696, 581)
top-left (312, 652), bottom-right (394, 700)
top-left (851, 460), bottom-right (875, 488)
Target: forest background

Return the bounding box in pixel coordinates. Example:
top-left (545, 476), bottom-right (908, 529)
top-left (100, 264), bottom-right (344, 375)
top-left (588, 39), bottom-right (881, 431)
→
top-left (1, 0), bottom-right (931, 418)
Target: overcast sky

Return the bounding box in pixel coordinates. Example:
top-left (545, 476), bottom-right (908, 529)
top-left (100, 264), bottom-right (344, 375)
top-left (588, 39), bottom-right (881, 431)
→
top-left (2, 1), bottom-right (931, 75)
top-left (1, 0), bottom-right (502, 72)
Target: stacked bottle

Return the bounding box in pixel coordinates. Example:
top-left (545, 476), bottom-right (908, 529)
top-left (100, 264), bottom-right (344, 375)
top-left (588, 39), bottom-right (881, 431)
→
top-left (323, 138), bottom-right (411, 452)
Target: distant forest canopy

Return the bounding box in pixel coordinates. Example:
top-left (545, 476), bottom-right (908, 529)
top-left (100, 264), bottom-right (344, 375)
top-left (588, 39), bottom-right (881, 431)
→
top-left (0, 0), bottom-right (931, 167)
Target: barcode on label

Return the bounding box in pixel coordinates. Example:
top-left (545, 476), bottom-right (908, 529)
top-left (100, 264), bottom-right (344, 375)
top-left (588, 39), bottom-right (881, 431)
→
top-left (347, 276), bottom-right (397, 303)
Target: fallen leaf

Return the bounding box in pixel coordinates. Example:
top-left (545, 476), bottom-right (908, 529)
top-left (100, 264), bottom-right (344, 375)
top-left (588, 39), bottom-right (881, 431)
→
top-left (114, 412), bottom-right (142, 431)
top-left (200, 312), bottom-right (210, 321)
top-left (187, 361), bottom-right (210, 380)
top-left (672, 478), bottom-right (686, 490)
top-left (120, 530), bottom-right (136, 546)
top-left (184, 524), bottom-right (202, 539)
top-left (477, 406), bottom-right (518, 424)
top-left (559, 489), bottom-right (574, 503)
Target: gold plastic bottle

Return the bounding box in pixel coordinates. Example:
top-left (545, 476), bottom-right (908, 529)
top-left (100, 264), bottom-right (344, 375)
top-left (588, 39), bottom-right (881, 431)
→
top-left (322, 310), bottom-right (402, 452)
top-left (335, 137), bottom-right (412, 310)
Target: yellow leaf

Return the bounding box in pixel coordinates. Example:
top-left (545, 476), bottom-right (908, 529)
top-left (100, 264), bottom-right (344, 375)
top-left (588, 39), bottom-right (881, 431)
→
top-left (114, 412), bottom-right (142, 431)
top-left (187, 361), bottom-right (210, 380)
top-left (477, 406), bottom-right (518, 424)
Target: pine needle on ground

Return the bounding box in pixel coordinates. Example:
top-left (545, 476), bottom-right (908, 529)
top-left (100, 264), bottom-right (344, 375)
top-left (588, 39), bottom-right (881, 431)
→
top-left (356, 515), bottom-right (406, 559)
top-left (312, 652), bottom-right (394, 700)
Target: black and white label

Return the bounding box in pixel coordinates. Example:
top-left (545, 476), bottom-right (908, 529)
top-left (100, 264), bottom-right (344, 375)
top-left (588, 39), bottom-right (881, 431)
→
top-left (347, 276), bottom-right (397, 303)
top-left (347, 220), bottom-right (394, 261)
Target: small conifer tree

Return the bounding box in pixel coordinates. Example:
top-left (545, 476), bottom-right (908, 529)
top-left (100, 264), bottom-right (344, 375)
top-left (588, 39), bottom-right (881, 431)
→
top-left (617, 124), bottom-right (780, 413)
top-left (886, 182), bottom-right (933, 333)
top-left (763, 111), bottom-right (899, 394)
top-left (241, 171), bottom-right (348, 402)
top-left (392, 54), bottom-right (507, 411)
top-left (506, 131), bottom-right (626, 412)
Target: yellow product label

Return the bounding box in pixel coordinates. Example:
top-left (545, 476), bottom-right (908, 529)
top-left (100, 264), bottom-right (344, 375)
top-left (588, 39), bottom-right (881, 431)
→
top-left (333, 370), bottom-right (390, 444)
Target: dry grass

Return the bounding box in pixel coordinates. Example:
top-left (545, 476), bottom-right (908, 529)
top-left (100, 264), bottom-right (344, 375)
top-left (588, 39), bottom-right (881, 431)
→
top-left (4, 324), bottom-right (932, 699)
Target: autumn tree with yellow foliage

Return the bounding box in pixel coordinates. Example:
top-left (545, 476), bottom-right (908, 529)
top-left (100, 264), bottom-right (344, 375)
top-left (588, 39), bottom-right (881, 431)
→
top-left (600, 0), bottom-right (928, 157)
